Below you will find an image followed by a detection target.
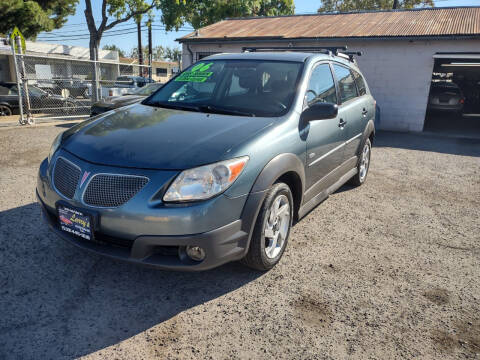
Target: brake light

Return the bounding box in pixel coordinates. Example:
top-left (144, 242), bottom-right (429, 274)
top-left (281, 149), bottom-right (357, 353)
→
top-left (459, 98), bottom-right (465, 104)
top-left (109, 90), bottom-right (113, 96)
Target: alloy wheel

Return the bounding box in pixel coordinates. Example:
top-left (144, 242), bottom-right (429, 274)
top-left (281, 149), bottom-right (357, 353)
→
top-left (264, 194), bottom-right (290, 259)
top-left (359, 142), bottom-right (370, 182)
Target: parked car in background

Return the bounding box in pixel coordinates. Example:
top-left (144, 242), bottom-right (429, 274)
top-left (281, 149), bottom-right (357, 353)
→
top-left (0, 82), bottom-right (78, 116)
top-left (38, 49), bottom-right (375, 272)
top-left (100, 76), bottom-right (155, 98)
top-left (427, 81), bottom-right (465, 114)
top-left (37, 78), bottom-right (92, 99)
top-left (91, 82), bottom-right (163, 116)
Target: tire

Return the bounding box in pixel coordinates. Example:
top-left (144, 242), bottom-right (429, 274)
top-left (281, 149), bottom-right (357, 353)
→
top-left (350, 138), bottom-right (371, 186)
top-left (63, 100), bottom-right (76, 115)
top-left (242, 182), bottom-right (293, 271)
top-left (0, 105), bottom-right (12, 116)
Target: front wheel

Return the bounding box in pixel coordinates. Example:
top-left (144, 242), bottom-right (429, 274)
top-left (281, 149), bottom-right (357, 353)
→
top-left (0, 105), bottom-right (12, 116)
top-left (350, 138), bottom-right (371, 186)
top-left (242, 182), bottom-right (293, 271)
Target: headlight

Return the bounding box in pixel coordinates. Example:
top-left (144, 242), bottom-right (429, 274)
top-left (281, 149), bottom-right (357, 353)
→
top-left (48, 132), bottom-right (63, 163)
top-left (163, 156), bottom-right (249, 202)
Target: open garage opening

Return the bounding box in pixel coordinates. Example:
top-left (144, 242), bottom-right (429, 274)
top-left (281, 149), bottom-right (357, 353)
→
top-left (424, 53), bottom-right (480, 138)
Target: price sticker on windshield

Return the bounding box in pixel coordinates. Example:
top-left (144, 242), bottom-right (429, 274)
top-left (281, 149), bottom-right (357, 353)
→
top-left (175, 62), bottom-right (213, 83)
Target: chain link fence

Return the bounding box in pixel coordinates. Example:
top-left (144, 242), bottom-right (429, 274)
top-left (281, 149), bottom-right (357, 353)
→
top-left (13, 51), bottom-right (151, 125)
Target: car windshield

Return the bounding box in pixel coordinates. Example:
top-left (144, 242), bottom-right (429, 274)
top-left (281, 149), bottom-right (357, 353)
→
top-left (131, 82), bottom-right (162, 96)
top-left (143, 59), bottom-right (304, 117)
top-left (28, 86), bottom-right (47, 96)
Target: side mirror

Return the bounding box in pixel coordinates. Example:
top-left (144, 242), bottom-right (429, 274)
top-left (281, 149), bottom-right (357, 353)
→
top-left (301, 102), bottom-right (338, 122)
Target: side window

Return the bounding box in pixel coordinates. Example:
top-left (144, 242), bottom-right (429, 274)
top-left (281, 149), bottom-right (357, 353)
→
top-left (333, 64), bottom-right (358, 103)
top-left (9, 86), bottom-right (18, 95)
top-left (305, 63), bottom-right (337, 107)
top-left (352, 69), bottom-right (367, 96)
top-left (0, 86), bottom-right (9, 95)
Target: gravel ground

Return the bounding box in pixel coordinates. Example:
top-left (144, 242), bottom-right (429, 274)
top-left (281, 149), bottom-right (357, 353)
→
top-left (0, 124), bottom-right (479, 359)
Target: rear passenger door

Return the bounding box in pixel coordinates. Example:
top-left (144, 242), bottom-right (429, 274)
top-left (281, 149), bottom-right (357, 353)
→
top-left (304, 63), bottom-right (348, 192)
top-left (333, 64), bottom-right (370, 160)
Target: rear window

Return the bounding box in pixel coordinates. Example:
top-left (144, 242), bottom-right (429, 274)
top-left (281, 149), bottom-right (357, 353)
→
top-left (430, 84), bottom-right (461, 96)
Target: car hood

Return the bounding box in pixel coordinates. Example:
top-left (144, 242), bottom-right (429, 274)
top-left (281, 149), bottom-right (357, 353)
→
top-left (95, 95), bottom-right (144, 108)
top-left (62, 103), bottom-right (273, 170)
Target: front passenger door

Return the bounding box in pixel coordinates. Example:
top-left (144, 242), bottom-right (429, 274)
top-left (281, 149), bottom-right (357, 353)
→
top-left (304, 63), bottom-right (348, 194)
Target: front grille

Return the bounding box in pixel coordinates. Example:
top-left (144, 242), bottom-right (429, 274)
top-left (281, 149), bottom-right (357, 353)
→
top-left (83, 174), bottom-right (149, 207)
top-left (53, 157), bottom-right (81, 199)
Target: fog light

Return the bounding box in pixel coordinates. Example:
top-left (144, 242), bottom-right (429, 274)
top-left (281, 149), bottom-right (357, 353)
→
top-left (186, 246), bottom-right (206, 261)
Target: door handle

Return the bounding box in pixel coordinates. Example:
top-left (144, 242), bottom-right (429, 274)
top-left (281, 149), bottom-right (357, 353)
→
top-left (362, 108), bottom-right (368, 116)
top-left (338, 119), bottom-right (347, 128)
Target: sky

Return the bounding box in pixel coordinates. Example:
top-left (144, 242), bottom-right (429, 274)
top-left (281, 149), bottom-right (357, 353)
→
top-left (36, 0), bottom-right (479, 56)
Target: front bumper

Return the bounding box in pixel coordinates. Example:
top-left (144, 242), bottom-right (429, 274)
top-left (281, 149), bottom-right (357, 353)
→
top-left (37, 154), bottom-right (265, 271)
top-left (38, 192), bottom-right (249, 270)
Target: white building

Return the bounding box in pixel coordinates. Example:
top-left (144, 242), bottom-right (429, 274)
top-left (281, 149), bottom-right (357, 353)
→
top-left (0, 39), bottom-right (119, 83)
top-left (178, 7), bottom-right (480, 134)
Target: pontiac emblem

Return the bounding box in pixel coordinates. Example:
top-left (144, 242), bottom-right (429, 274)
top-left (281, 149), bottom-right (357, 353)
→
top-left (80, 171), bottom-right (90, 187)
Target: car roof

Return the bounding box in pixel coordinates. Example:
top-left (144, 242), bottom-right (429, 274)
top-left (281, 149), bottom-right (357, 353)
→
top-left (207, 51), bottom-right (348, 62)
top-left (204, 51), bottom-right (356, 68)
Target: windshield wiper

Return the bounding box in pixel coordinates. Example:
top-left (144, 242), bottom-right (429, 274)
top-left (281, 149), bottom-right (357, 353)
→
top-left (200, 105), bottom-right (255, 117)
top-left (145, 101), bottom-right (255, 117)
top-left (145, 101), bottom-right (201, 112)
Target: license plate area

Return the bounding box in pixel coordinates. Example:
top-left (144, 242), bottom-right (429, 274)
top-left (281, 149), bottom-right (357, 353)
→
top-left (57, 204), bottom-right (95, 241)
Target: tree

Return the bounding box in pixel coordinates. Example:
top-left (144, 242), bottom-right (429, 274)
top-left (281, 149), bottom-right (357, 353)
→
top-left (102, 44), bottom-right (125, 57)
top-left (158, 0), bottom-right (294, 31)
top-left (164, 46), bottom-right (181, 63)
top-left (84, 0), bottom-right (159, 61)
top-left (0, 0), bottom-right (78, 39)
top-left (317, 0), bottom-right (433, 12)
top-left (128, 45), bottom-right (178, 62)
top-left (129, 45), bottom-right (149, 60)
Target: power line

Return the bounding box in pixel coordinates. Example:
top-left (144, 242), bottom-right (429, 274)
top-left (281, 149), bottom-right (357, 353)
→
top-left (43, 23), bottom-right (193, 34)
top-left (36, 28), bottom-right (192, 41)
top-left (37, 26), bottom-right (192, 40)
top-left (40, 24), bottom-right (193, 36)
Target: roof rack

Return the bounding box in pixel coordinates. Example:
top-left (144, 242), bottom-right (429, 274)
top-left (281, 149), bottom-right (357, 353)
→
top-left (241, 46), bottom-right (361, 62)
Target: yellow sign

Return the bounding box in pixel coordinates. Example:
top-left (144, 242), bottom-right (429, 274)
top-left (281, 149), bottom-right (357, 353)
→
top-left (10, 26), bottom-right (26, 53)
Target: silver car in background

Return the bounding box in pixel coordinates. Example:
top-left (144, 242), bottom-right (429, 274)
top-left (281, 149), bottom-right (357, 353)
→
top-left (427, 81), bottom-right (465, 114)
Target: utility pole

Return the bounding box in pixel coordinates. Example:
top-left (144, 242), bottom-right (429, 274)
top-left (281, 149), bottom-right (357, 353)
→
top-left (148, 20), bottom-right (152, 80)
top-left (392, 0), bottom-right (399, 9)
top-left (137, 19), bottom-right (143, 76)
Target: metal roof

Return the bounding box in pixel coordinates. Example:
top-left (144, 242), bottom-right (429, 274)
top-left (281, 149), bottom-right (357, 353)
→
top-left (179, 7), bottom-right (480, 43)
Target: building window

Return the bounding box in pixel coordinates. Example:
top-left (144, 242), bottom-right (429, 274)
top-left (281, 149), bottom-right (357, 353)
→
top-left (156, 68), bottom-right (168, 76)
top-left (196, 52), bottom-right (219, 62)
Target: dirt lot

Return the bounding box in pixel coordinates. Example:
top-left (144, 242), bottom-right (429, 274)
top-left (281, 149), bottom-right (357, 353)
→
top-left (0, 124), bottom-right (479, 359)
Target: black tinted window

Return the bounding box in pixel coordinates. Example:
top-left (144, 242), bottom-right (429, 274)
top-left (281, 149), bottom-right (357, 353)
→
top-left (430, 84), bottom-right (461, 96)
top-left (352, 69), bottom-right (367, 96)
top-left (333, 64), bottom-right (357, 103)
top-left (305, 63), bottom-right (337, 106)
